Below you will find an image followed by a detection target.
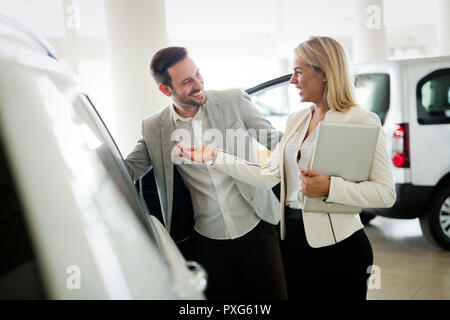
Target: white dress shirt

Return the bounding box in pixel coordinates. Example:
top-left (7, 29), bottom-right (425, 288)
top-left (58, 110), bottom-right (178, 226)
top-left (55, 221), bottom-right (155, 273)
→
top-left (171, 104), bottom-right (260, 240)
top-left (284, 109), bottom-right (318, 209)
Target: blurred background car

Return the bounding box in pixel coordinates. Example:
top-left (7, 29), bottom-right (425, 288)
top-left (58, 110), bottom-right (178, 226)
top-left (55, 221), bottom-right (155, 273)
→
top-left (0, 14), bottom-right (206, 299)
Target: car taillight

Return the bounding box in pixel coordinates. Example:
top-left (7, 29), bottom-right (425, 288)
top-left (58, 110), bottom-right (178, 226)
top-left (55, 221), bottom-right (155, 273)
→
top-left (392, 123), bottom-right (410, 168)
top-left (393, 124), bottom-right (404, 138)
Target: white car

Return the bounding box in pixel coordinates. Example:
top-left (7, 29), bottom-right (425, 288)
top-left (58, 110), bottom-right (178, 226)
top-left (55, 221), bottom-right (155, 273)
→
top-left (248, 56), bottom-right (450, 250)
top-left (0, 14), bottom-right (206, 299)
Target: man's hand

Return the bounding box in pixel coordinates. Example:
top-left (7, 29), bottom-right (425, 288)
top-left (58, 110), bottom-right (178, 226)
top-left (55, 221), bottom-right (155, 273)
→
top-left (300, 169), bottom-right (330, 198)
top-left (172, 144), bottom-right (217, 163)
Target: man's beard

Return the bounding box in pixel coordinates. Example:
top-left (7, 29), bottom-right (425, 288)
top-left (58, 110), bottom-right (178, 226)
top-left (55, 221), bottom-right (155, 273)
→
top-left (172, 89), bottom-right (207, 108)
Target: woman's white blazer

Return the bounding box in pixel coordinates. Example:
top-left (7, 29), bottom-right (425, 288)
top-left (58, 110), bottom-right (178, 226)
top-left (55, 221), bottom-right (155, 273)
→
top-left (211, 106), bottom-right (396, 248)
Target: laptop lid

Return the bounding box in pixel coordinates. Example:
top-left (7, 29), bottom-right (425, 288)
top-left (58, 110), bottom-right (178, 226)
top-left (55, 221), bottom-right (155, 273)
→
top-left (302, 122), bottom-right (379, 213)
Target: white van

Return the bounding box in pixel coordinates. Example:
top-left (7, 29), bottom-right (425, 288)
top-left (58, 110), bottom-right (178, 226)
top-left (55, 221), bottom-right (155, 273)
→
top-left (0, 14), bottom-right (206, 299)
top-left (352, 57), bottom-right (450, 250)
top-left (248, 56), bottom-right (450, 250)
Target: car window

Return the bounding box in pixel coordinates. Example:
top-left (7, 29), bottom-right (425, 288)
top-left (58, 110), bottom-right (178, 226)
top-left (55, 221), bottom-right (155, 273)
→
top-left (417, 69), bottom-right (450, 125)
top-left (251, 85), bottom-right (291, 117)
top-left (72, 95), bottom-right (165, 255)
top-left (249, 80), bottom-right (309, 132)
top-left (0, 138), bottom-right (46, 299)
top-left (354, 73), bottom-right (390, 125)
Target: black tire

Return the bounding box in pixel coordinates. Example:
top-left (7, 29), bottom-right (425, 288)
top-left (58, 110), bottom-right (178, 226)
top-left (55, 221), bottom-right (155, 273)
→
top-left (419, 185), bottom-right (450, 250)
top-left (360, 212), bottom-right (376, 225)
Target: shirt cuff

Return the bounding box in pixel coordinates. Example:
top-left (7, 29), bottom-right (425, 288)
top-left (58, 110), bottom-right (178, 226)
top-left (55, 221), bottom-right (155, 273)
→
top-left (207, 149), bottom-right (224, 167)
top-left (324, 176), bottom-right (344, 203)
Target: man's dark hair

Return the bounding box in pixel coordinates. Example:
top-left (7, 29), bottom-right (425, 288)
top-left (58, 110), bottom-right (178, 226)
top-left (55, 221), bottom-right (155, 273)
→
top-left (150, 46), bottom-right (188, 87)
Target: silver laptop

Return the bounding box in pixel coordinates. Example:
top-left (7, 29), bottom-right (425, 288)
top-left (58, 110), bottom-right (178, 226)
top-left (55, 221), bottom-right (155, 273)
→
top-left (302, 122), bottom-right (380, 213)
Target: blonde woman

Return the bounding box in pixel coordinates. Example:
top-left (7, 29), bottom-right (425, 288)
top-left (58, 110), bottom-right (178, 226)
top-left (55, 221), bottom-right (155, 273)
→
top-left (173, 36), bottom-right (396, 299)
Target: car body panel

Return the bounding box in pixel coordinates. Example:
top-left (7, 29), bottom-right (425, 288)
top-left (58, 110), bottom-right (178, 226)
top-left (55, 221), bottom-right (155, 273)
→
top-left (403, 57), bottom-right (450, 187)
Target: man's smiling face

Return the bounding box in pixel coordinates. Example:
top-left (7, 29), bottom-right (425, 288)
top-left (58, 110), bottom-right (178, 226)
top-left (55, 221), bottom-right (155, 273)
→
top-left (166, 56), bottom-right (207, 107)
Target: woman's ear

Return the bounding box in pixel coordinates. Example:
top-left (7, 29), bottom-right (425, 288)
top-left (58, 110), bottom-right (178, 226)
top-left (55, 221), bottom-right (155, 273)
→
top-left (322, 71), bottom-right (327, 83)
top-left (158, 83), bottom-right (172, 97)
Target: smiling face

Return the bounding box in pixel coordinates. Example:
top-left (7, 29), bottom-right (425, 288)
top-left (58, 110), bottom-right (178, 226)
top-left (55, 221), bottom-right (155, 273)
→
top-left (163, 56), bottom-right (207, 108)
top-left (289, 59), bottom-right (327, 105)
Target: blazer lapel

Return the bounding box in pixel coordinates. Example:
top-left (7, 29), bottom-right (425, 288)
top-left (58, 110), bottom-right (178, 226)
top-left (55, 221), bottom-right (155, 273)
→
top-left (305, 108), bottom-right (336, 170)
top-left (203, 92), bottom-right (228, 152)
top-left (281, 108), bottom-right (312, 203)
top-left (281, 108), bottom-right (312, 168)
top-left (204, 92), bottom-right (225, 132)
top-left (160, 107), bottom-right (175, 231)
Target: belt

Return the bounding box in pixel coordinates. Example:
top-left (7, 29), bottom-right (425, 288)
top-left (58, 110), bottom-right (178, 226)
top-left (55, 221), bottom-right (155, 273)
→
top-left (285, 207), bottom-right (303, 220)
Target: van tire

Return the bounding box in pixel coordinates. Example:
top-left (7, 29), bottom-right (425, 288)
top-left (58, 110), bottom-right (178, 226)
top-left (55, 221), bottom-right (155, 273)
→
top-left (419, 185), bottom-right (450, 250)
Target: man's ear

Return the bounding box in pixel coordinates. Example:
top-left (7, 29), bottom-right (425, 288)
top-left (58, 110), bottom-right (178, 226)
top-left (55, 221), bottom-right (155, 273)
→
top-left (158, 83), bottom-right (172, 97)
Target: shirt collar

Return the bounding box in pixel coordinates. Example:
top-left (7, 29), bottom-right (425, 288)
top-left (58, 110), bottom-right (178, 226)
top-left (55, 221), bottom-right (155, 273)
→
top-left (171, 103), bottom-right (205, 125)
top-left (309, 104), bottom-right (335, 118)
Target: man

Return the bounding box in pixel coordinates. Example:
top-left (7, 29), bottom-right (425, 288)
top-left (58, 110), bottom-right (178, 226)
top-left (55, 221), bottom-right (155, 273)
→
top-left (125, 46), bottom-right (286, 299)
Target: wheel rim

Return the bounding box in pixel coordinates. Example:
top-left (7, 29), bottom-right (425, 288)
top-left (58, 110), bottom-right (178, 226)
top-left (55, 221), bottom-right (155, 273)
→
top-left (439, 196), bottom-right (450, 239)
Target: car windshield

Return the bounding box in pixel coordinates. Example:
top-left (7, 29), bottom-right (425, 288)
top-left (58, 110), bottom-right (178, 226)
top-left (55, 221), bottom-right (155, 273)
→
top-left (354, 73), bottom-right (390, 125)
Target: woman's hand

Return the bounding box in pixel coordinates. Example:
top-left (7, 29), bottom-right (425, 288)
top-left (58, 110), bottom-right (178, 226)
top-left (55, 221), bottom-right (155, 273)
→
top-left (300, 169), bottom-right (331, 198)
top-left (172, 144), bottom-right (217, 163)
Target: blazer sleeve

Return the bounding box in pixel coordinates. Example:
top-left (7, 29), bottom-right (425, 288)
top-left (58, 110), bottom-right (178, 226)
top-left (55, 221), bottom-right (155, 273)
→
top-left (209, 141), bottom-right (282, 189)
top-left (124, 121), bottom-right (153, 182)
top-left (237, 90), bottom-right (283, 151)
top-left (325, 112), bottom-right (396, 208)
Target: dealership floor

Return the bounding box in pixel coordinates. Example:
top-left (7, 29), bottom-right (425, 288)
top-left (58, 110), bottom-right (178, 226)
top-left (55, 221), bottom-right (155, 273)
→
top-left (365, 216), bottom-right (450, 300)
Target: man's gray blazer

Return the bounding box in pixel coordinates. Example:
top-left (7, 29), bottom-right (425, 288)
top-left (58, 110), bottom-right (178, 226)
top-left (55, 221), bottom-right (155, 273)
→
top-left (125, 89), bottom-right (283, 239)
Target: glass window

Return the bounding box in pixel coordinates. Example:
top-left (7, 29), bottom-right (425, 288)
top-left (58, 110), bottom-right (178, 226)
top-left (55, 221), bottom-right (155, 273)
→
top-left (417, 69), bottom-right (450, 125)
top-left (354, 73), bottom-right (390, 125)
top-left (250, 83), bottom-right (308, 132)
top-left (72, 96), bottom-right (163, 250)
top-left (252, 85), bottom-right (290, 116)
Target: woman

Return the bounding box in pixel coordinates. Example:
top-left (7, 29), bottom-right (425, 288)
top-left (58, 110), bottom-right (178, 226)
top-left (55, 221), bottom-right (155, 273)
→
top-left (173, 36), bottom-right (396, 299)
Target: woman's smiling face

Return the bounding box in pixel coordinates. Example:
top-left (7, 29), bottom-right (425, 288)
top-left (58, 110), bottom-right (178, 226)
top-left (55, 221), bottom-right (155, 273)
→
top-left (289, 59), bottom-right (327, 104)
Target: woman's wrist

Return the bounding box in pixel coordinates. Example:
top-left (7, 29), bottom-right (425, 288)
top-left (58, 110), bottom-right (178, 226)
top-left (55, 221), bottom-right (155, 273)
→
top-left (324, 176), bottom-right (331, 197)
top-left (206, 148), bottom-right (219, 166)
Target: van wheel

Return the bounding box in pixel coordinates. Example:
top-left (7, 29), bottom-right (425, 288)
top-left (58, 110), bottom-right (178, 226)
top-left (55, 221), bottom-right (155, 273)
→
top-left (419, 185), bottom-right (450, 250)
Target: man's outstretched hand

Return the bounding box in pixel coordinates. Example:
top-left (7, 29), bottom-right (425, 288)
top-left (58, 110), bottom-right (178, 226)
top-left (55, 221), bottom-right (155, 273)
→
top-left (172, 144), bottom-right (217, 163)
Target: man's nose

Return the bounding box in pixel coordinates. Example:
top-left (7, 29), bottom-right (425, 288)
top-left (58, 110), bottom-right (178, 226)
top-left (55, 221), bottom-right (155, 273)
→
top-left (192, 79), bottom-right (202, 90)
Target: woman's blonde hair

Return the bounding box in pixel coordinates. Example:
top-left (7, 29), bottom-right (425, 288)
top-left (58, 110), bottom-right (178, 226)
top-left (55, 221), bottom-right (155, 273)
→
top-left (294, 36), bottom-right (357, 112)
